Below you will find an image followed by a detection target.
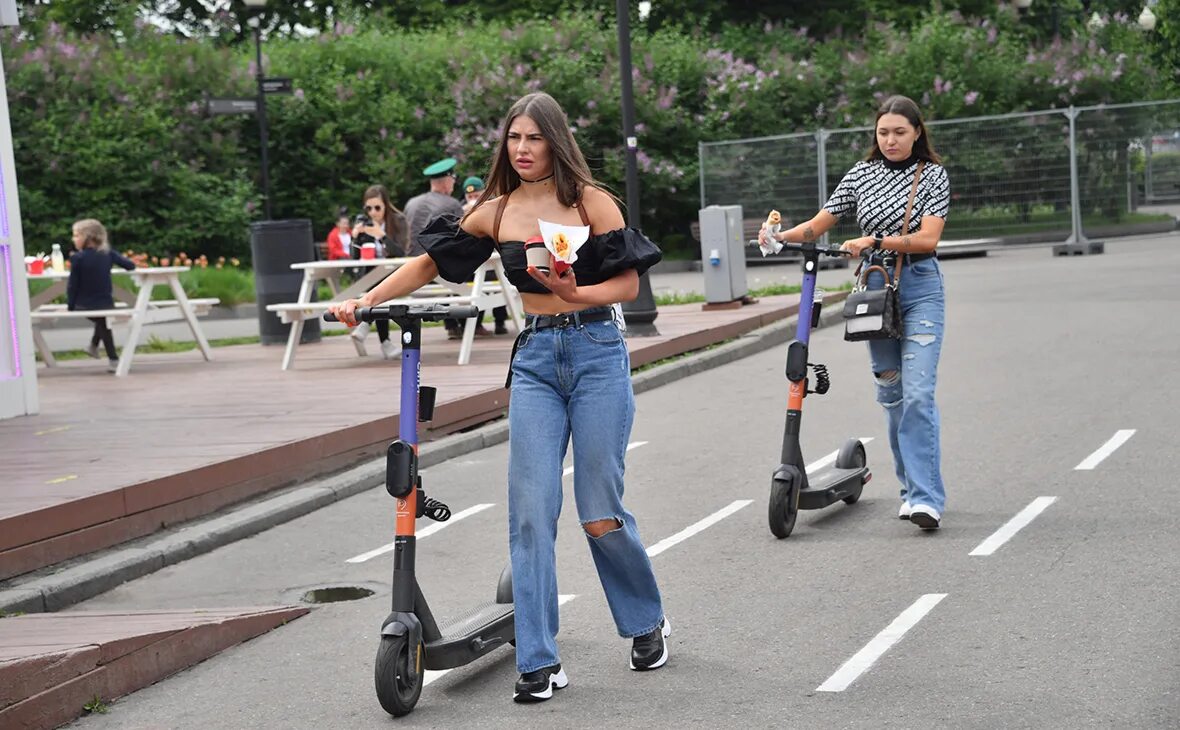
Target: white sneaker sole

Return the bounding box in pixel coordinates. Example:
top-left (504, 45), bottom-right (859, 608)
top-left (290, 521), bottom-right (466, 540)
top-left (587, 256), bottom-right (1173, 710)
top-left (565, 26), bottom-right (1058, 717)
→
top-left (513, 668), bottom-right (568, 702)
top-left (629, 618), bottom-right (672, 671)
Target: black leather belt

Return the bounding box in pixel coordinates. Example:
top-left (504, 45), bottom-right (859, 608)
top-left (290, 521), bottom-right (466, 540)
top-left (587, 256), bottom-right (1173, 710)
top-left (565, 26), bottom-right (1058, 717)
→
top-left (882, 252), bottom-right (936, 265)
top-left (526, 307), bottom-right (614, 330)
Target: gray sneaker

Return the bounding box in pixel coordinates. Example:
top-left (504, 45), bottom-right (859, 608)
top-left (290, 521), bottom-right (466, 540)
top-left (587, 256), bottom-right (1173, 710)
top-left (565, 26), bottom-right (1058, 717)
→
top-left (106, 359), bottom-right (119, 373)
top-left (85, 343), bottom-right (100, 359)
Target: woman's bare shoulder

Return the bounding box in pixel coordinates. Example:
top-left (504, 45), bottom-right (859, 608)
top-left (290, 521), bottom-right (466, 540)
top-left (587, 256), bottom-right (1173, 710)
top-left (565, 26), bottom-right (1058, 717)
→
top-left (580, 186), bottom-right (625, 231)
top-left (461, 196), bottom-right (502, 238)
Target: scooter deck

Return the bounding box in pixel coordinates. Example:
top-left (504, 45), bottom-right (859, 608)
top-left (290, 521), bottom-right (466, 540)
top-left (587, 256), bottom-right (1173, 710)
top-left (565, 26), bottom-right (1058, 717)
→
top-left (798, 465), bottom-right (869, 510)
top-left (424, 600), bottom-right (514, 670)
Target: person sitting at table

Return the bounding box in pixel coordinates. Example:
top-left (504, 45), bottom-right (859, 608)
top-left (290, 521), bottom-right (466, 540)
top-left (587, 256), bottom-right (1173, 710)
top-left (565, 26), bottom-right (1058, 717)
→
top-left (325, 208), bottom-right (353, 261)
top-left (67, 218), bottom-right (136, 373)
top-left (350, 185), bottom-right (408, 360)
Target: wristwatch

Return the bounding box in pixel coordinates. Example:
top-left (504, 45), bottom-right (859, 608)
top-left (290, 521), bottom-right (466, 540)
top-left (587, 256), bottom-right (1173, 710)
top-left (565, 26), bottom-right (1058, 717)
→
top-left (872, 233), bottom-right (884, 250)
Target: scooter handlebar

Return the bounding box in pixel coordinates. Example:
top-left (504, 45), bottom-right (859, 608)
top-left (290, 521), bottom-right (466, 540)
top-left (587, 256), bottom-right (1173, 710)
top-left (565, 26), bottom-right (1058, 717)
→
top-left (323, 303), bottom-right (481, 323)
top-left (748, 238), bottom-right (853, 257)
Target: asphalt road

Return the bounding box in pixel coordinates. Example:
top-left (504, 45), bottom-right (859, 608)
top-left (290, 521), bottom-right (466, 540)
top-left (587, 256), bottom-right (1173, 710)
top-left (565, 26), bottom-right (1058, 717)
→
top-left (68, 235), bottom-right (1180, 729)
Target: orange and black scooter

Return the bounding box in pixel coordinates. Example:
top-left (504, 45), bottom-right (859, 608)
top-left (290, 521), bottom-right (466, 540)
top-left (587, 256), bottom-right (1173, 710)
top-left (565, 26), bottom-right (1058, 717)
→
top-left (326, 303), bottom-right (515, 717)
top-left (758, 239), bottom-right (872, 538)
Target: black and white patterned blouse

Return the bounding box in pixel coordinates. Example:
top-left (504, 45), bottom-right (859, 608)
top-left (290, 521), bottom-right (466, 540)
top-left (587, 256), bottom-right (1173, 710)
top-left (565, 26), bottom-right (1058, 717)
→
top-left (823, 156), bottom-right (950, 236)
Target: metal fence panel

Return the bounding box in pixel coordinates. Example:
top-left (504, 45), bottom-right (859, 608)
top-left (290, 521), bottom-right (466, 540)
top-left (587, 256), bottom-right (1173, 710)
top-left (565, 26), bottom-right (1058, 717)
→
top-left (700, 99), bottom-right (1180, 244)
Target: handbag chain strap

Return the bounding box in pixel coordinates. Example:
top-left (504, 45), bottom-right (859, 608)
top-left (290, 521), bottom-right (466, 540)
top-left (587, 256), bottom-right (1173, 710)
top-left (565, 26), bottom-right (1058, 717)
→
top-left (854, 161), bottom-right (925, 290)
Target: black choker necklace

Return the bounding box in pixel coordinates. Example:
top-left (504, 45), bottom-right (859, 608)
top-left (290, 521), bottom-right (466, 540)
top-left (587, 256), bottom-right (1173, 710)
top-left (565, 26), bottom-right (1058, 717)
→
top-left (520, 173), bottom-right (554, 184)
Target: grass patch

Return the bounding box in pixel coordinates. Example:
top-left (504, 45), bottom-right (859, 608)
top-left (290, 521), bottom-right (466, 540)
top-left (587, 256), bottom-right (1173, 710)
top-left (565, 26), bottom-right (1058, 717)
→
top-left (82, 696), bottom-right (110, 714)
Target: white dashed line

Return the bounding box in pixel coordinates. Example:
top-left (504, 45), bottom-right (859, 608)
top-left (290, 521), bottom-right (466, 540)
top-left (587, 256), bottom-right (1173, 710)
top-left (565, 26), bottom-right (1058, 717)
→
top-left (969, 497), bottom-right (1057, 557)
top-left (1075, 429), bottom-right (1135, 470)
top-left (346, 503), bottom-right (496, 564)
top-left (817, 593), bottom-right (947, 692)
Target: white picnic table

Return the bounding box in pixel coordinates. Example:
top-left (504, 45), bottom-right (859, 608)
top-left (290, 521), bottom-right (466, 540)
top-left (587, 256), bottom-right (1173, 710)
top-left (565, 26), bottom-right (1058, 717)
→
top-left (266, 253), bottom-right (523, 370)
top-left (27, 266), bottom-right (218, 377)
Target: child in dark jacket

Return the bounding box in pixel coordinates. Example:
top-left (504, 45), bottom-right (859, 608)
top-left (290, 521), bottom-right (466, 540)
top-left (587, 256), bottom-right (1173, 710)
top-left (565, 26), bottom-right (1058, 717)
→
top-left (68, 219), bottom-right (136, 372)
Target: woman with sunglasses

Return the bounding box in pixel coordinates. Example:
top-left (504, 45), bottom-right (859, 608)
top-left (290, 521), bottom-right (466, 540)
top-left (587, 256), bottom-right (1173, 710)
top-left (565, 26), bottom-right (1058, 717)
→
top-left (350, 184), bottom-right (409, 359)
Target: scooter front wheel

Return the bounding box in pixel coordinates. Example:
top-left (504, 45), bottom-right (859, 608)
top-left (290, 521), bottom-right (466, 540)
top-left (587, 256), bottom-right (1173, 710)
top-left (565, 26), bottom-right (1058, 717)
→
top-left (768, 475), bottom-right (800, 539)
top-left (375, 635), bottom-right (424, 717)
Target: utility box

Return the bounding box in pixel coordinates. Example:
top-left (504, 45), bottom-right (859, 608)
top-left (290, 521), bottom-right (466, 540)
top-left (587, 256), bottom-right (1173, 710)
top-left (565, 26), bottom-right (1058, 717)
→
top-left (698, 205), bottom-right (748, 305)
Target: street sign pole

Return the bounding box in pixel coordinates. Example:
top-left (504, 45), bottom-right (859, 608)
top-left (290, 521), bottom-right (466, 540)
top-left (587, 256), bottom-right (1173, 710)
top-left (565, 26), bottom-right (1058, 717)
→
top-left (252, 21), bottom-right (272, 221)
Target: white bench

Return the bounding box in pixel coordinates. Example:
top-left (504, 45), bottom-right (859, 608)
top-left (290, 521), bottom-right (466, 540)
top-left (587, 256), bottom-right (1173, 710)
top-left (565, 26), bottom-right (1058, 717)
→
top-left (26, 266), bottom-right (219, 376)
top-left (266, 254), bottom-right (522, 370)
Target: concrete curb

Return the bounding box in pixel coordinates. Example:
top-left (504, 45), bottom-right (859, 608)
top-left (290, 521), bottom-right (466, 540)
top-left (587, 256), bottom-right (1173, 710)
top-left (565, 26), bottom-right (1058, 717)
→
top-left (0, 304), bottom-right (841, 615)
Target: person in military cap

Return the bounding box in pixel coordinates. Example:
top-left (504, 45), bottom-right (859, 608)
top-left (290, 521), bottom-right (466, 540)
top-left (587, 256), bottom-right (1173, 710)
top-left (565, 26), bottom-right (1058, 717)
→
top-left (404, 158), bottom-right (470, 338)
top-left (461, 176), bottom-right (485, 214)
top-left (404, 158), bottom-right (465, 256)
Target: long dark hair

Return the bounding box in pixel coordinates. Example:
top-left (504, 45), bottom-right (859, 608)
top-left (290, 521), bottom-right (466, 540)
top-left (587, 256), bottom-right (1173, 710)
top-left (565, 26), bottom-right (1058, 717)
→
top-left (362, 184), bottom-right (409, 252)
top-left (864, 95), bottom-right (942, 165)
top-left (464, 92), bottom-right (618, 221)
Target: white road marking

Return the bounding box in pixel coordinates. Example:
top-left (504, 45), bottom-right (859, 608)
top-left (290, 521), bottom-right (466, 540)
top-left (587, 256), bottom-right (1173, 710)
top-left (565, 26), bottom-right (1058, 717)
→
top-left (805, 437), bottom-right (876, 473)
top-left (645, 500), bottom-right (753, 558)
top-left (422, 594), bottom-right (577, 687)
top-left (346, 503), bottom-right (496, 564)
top-left (563, 441), bottom-right (648, 477)
top-left (1075, 429), bottom-right (1136, 470)
top-left (817, 593), bottom-right (947, 692)
top-left (969, 497), bottom-right (1057, 557)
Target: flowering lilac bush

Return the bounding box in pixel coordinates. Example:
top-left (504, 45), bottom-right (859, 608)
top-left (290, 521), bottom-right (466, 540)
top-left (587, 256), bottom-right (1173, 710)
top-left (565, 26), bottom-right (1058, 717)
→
top-left (3, 11), bottom-right (1172, 259)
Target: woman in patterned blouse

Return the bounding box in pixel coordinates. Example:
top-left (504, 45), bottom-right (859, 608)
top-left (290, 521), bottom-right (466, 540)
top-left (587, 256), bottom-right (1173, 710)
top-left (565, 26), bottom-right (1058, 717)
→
top-left (760, 95), bottom-right (951, 530)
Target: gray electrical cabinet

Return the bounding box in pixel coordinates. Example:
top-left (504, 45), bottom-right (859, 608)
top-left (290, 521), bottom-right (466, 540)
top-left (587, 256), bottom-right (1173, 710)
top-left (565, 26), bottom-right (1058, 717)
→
top-left (698, 205), bottom-right (748, 304)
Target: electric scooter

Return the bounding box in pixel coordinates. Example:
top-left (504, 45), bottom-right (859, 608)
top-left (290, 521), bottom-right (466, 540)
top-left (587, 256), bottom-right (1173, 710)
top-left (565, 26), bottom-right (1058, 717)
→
top-left (325, 303), bottom-right (515, 717)
top-left (754, 239), bottom-right (873, 538)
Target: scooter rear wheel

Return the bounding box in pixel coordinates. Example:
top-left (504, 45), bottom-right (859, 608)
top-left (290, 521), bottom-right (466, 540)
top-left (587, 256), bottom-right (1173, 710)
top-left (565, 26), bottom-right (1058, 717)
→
top-left (768, 475), bottom-right (799, 539)
top-left (835, 439), bottom-right (867, 505)
top-left (375, 635), bottom-right (424, 717)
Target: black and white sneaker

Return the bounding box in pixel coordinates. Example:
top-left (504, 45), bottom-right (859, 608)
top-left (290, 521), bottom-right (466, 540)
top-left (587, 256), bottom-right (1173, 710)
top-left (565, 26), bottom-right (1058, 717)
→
top-left (513, 664), bottom-right (568, 703)
top-left (629, 618), bottom-right (671, 671)
top-left (909, 504), bottom-right (941, 530)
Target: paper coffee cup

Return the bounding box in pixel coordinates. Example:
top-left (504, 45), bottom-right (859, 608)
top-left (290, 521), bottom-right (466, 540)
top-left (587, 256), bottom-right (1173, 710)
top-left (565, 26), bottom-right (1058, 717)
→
top-left (524, 236), bottom-right (549, 274)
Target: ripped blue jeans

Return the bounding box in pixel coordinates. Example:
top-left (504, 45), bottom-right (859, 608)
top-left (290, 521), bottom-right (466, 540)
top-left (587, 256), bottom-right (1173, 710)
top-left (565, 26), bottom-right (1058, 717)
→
top-left (865, 257), bottom-right (946, 513)
top-left (507, 316), bottom-right (664, 673)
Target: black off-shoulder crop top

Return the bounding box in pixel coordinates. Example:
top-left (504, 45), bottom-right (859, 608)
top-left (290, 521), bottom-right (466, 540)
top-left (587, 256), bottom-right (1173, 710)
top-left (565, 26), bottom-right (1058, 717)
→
top-left (418, 209), bottom-right (662, 296)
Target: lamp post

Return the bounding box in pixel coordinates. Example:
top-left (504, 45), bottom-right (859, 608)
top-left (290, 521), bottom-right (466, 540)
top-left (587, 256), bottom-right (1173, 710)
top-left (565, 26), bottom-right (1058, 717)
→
top-left (244, 0), bottom-right (272, 220)
top-left (616, 0), bottom-right (659, 336)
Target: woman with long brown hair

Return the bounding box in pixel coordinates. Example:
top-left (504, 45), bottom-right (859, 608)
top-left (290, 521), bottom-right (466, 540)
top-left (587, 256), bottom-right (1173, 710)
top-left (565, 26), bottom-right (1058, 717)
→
top-left (349, 184), bottom-right (409, 359)
top-left (761, 94), bottom-right (951, 530)
top-left (330, 92), bottom-right (670, 703)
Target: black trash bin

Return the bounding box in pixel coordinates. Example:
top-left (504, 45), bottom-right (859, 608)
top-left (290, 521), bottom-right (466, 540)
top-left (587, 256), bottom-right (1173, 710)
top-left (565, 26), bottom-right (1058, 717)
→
top-left (250, 219), bottom-right (321, 345)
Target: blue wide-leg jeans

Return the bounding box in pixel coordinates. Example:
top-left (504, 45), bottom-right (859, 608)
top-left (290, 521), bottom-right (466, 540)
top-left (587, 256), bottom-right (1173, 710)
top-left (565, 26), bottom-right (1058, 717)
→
top-left (507, 315), bottom-right (664, 673)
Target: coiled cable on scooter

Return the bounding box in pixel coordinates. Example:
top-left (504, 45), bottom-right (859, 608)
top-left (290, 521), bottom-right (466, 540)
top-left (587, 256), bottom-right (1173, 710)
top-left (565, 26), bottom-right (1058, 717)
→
top-left (808, 363), bottom-right (830, 395)
top-left (415, 486), bottom-right (452, 522)
top-left (421, 497), bottom-right (451, 522)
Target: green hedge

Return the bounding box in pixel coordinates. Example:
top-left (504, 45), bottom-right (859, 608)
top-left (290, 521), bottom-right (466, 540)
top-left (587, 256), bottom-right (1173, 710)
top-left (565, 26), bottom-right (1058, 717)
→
top-left (3, 10), bottom-right (1173, 260)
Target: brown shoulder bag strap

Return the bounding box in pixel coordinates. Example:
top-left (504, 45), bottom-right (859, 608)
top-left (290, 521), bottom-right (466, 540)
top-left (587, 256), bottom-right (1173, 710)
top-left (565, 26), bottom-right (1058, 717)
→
top-left (893, 161), bottom-right (925, 287)
top-left (493, 191), bottom-right (510, 243)
top-left (573, 187), bottom-right (591, 227)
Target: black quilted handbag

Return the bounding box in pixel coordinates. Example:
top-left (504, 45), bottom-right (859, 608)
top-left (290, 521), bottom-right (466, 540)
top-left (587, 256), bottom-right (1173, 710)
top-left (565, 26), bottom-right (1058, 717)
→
top-left (843, 263), bottom-right (902, 341)
top-left (842, 161), bottom-right (923, 342)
